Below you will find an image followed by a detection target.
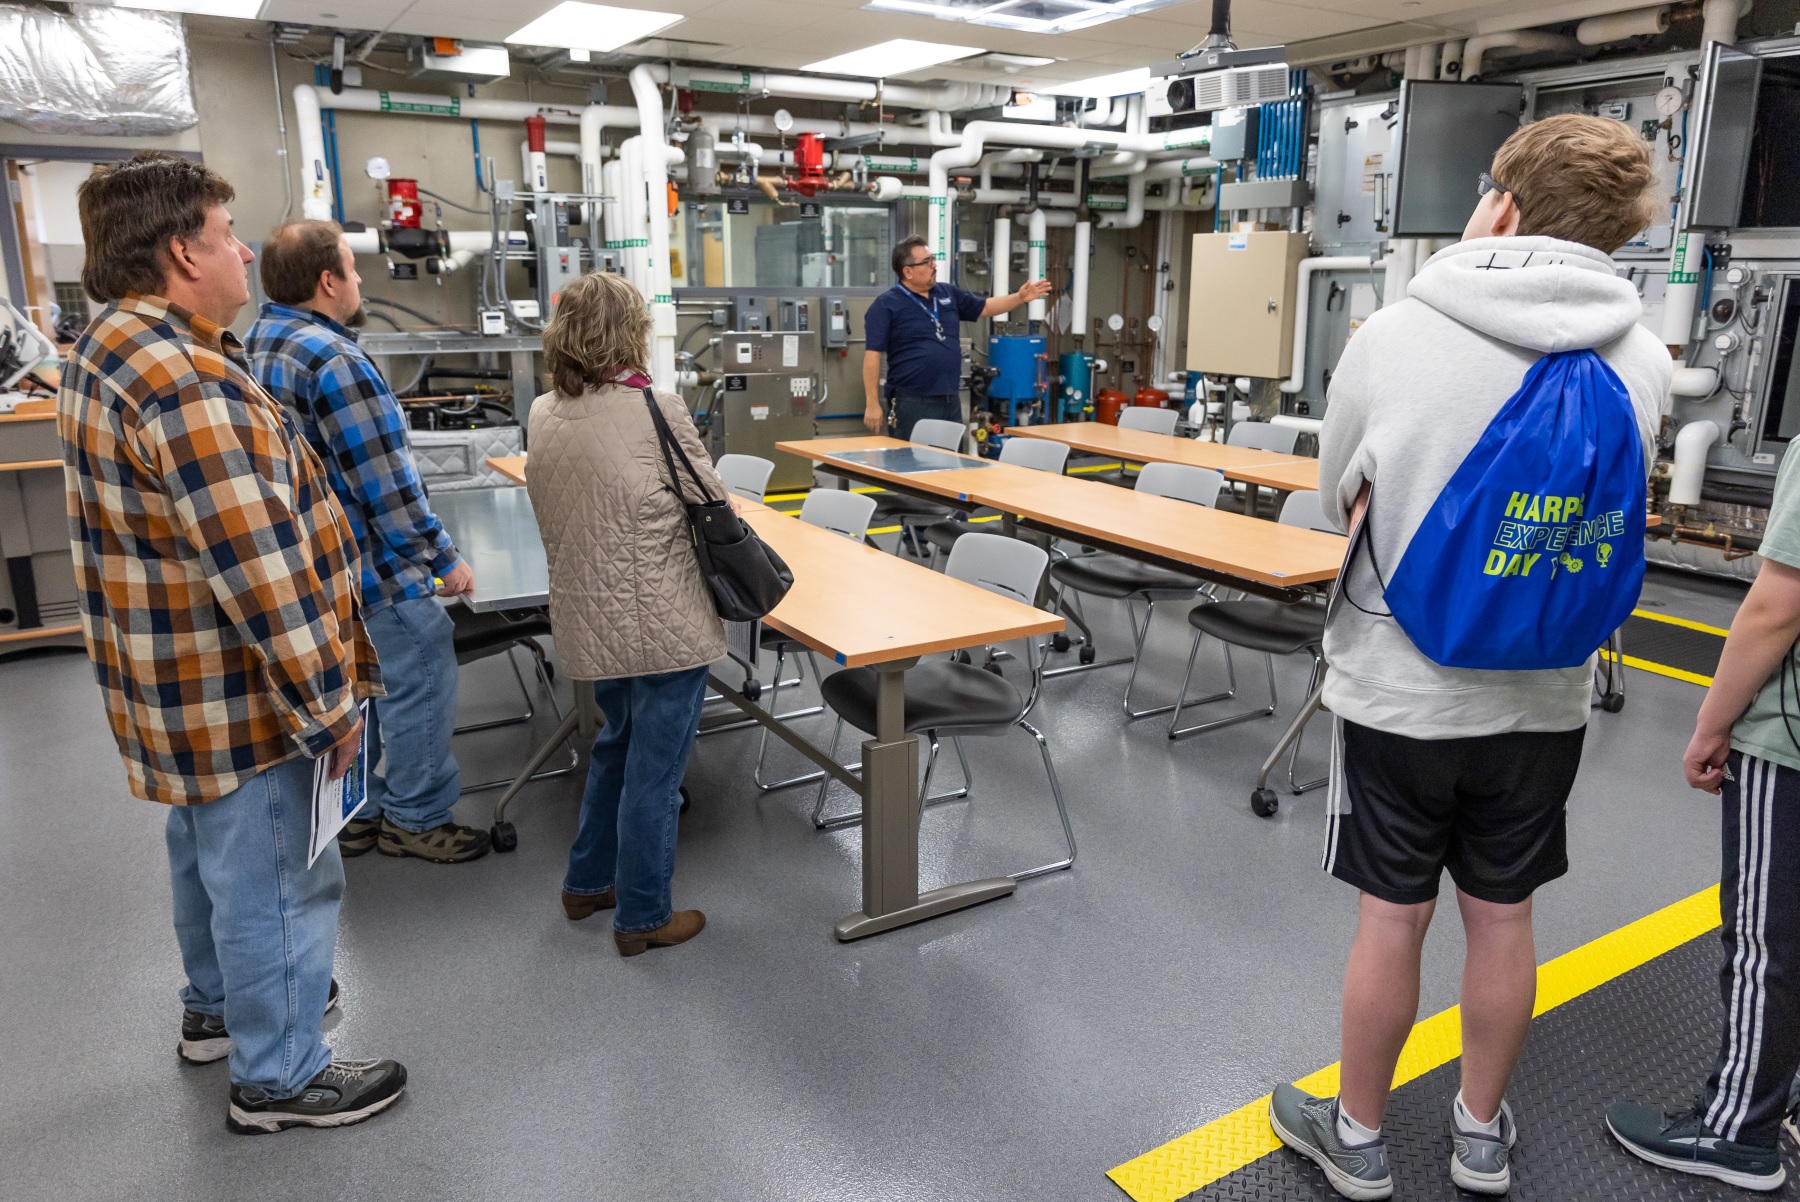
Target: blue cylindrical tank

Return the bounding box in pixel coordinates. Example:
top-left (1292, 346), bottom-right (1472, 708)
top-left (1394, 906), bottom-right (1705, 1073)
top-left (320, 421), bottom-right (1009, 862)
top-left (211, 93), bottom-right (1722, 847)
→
top-left (1057, 352), bottom-right (1093, 422)
top-left (987, 334), bottom-right (1045, 401)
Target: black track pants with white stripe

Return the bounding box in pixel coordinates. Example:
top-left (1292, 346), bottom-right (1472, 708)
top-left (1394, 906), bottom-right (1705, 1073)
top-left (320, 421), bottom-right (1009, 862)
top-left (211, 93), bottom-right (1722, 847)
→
top-left (1703, 751), bottom-right (1800, 1149)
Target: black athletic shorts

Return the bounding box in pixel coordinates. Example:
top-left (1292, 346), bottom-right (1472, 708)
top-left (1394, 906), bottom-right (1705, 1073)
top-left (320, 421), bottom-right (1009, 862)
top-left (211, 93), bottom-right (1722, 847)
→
top-left (1321, 718), bottom-right (1586, 906)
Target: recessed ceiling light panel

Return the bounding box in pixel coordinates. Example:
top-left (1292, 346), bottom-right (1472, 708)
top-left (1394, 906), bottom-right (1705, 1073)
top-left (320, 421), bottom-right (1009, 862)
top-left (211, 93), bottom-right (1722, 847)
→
top-left (113, 0), bottom-right (264, 17)
top-left (1050, 66), bottom-right (1150, 97)
top-left (864, 0), bottom-right (1186, 36)
top-left (506, 2), bottom-right (684, 54)
top-left (803, 39), bottom-right (984, 78)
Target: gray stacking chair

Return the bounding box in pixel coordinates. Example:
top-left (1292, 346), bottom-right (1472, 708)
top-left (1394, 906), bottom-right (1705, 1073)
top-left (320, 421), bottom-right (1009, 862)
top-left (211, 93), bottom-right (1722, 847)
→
top-left (1044, 462), bottom-right (1224, 681)
top-left (1158, 488), bottom-right (1335, 793)
top-left (921, 435), bottom-right (1070, 567)
top-left (1226, 421), bottom-right (1302, 454)
top-left (810, 532), bottom-right (1076, 881)
top-left (871, 417), bottom-right (965, 556)
top-left (752, 488), bottom-right (879, 791)
top-left (715, 453), bottom-right (775, 502)
top-left (1094, 406), bottom-right (1181, 486)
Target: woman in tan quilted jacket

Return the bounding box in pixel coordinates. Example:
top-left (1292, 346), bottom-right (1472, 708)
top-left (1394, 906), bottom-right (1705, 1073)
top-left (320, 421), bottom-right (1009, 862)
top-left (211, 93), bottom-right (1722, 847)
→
top-left (528, 271), bottom-right (726, 956)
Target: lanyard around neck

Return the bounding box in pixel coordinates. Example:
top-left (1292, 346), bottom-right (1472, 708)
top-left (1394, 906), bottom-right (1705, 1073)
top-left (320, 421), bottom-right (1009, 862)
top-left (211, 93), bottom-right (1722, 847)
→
top-left (895, 284), bottom-right (944, 341)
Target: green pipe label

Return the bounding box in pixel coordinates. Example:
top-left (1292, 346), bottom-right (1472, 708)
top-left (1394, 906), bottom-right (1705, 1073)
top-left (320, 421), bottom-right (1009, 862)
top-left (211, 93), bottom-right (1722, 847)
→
top-left (1667, 233), bottom-right (1701, 285)
top-left (380, 93), bottom-right (460, 116)
top-left (691, 71), bottom-right (752, 94)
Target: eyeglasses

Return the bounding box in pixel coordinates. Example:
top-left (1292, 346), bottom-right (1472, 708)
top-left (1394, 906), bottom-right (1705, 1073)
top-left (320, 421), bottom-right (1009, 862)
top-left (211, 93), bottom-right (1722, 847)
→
top-left (1477, 171), bottom-right (1517, 203)
top-left (904, 257), bottom-right (936, 269)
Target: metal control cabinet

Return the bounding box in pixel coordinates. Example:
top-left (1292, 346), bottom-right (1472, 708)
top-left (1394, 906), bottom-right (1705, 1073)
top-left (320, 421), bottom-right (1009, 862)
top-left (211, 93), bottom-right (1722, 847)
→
top-left (1186, 231), bottom-right (1310, 379)
top-left (714, 330), bottom-right (821, 491)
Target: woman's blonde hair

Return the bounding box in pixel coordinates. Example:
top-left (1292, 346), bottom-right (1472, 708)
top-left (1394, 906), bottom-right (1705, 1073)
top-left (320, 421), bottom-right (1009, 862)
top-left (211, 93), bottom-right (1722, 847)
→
top-left (541, 270), bottom-right (652, 396)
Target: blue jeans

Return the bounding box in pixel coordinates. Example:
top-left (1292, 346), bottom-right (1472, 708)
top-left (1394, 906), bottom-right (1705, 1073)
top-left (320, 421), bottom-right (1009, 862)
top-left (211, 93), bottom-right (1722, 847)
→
top-left (889, 393), bottom-right (962, 442)
top-left (564, 666), bottom-right (710, 934)
top-left (165, 755), bottom-right (341, 1095)
top-left (363, 595), bottom-right (461, 832)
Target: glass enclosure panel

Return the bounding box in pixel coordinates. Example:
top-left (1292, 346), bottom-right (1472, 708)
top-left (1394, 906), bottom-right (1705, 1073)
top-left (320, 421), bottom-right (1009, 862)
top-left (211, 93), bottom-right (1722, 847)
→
top-left (677, 199), bottom-right (892, 288)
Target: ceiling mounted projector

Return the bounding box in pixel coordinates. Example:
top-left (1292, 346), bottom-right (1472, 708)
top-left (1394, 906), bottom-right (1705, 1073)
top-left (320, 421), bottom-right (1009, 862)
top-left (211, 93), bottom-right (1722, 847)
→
top-left (1146, 0), bottom-right (1288, 117)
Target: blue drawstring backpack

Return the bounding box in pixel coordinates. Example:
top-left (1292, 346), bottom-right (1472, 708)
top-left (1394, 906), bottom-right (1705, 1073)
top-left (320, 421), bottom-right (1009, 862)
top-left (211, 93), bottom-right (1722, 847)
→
top-left (1373, 349), bottom-right (1645, 671)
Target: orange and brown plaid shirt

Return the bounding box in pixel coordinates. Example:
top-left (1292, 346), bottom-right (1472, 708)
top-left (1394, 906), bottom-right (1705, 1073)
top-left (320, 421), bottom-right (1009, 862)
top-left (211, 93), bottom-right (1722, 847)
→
top-left (60, 295), bottom-right (382, 805)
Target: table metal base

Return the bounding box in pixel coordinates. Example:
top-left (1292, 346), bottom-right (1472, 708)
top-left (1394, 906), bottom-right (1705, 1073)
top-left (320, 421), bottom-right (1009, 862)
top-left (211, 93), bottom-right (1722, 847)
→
top-left (834, 877), bottom-right (1016, 940)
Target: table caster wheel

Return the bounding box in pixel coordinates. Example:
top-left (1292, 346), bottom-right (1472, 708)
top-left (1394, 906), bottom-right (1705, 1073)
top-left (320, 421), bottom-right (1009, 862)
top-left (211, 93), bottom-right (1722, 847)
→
top-left (490, 821), bottom-right (518, 852)
top-left (1250, 789), bottom-right (1279, 818)
top-left (679, 785), bottom-right (691, 814)
top-left (1601, 692), bottom-right (1625, 713)
top-left (1052, 632), bottom-right (1072, 653)
top-left (743, 678), bottom-right (763, 702)
top-left (1079, 643), bottom-right (1097, 665)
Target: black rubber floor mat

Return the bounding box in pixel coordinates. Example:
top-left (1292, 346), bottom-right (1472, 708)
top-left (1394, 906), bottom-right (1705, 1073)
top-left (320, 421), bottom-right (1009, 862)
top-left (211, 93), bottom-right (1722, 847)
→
top-left (1621, 616), bottom-right (1725, 681)
top-left (1184, 932), bottom-right (1798, 1201)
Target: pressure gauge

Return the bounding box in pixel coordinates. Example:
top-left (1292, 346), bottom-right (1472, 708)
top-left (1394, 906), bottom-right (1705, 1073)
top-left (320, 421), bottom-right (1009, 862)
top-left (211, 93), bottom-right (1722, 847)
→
top-left (1106, 313), bottom-right (1124, 332)
top-left (1725, 266), bottom-right (1749, 286)
top-left (365, 156), bottom-right (392, 181)
top-left (1714, 331), bottom-right (1740, 353)
top-left (1146, 314), bottom-right (1164, 333)
top-left (772, 108), bottom-right (794, 133)
top-left (1654, 85), bottom-right (1684, 117)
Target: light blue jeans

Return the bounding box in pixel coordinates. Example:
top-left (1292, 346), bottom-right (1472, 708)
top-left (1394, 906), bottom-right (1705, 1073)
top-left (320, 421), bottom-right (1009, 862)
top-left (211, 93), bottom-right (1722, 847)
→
top-left (363, 594), bottom-right (461, 832)
top-left (165, 755), bottom-right (340, 1096)
top-left (563, 666), bottom-right (710, 933)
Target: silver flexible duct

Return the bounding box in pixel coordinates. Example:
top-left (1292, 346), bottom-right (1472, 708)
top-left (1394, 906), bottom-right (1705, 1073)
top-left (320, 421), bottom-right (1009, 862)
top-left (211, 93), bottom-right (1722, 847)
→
top-left (0, 5), bottom-right (196, 136)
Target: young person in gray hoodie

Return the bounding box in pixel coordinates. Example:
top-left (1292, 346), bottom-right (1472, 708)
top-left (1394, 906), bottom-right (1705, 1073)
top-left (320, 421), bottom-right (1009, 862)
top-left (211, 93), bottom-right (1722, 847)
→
top-left (1268, 115), bottom-right (1671, 1199)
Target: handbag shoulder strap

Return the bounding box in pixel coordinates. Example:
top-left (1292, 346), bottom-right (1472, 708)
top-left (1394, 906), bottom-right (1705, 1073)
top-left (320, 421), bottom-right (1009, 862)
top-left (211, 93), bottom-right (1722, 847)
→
top-left (642, 386), bottom-right (717, 506)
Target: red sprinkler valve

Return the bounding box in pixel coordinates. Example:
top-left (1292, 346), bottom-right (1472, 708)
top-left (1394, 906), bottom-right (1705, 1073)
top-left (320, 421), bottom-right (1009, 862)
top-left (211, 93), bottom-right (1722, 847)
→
top-left (788, 132), bottom-right (827, 197)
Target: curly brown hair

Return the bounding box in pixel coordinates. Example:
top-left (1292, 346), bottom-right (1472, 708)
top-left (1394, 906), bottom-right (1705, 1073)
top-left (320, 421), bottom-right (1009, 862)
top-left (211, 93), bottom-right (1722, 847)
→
top-left (1491, 114), bottom-right (1663, 254)
top-left (541, 271), bottom-right (652, 396)
top-left (78, 151), bottom-right (235, 304)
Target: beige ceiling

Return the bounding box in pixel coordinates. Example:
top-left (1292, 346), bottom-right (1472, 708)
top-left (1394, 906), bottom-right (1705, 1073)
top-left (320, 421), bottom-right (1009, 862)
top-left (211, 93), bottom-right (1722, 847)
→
top-left (245, 0), bottom-right (1662, 87)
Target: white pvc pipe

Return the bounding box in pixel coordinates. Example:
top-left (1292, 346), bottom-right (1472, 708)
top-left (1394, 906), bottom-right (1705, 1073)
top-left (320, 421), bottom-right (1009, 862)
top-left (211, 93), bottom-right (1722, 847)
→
top-left (630, 64), bottom-right (677, 388)
top-left (1669, 419), bottom-right (1720, 505)
top-left (520, 139), bottom-right (582, 191)
top-left (343, 229), bottom-right (504, 256)
top-left (293, 84), bottom-right (332, 220)
top-left (1462, 31), bottom-right (1582, 80)
top-left (1439, 39), bottom-right (1465, 79)
top-left (1282, 256), bottom-right (1375, 393)
top-left (1577, 6), bottom-right (1669, 44)
top-left (1661, 233), bottom-right (1703, 349)
top-left (1702, 0), bottom-right (1741, 45)
top-left (991, 216), bottom-right (1011, 318)
top-left (1027, 208), bottom-right (1047, 322)
top-left (643, 64), bottom-right (1007, 112)
top-left (1071, 220), bottom-right (1091, 345)
top-left (1099, 170), bottom-right (1147, 230)
top-left (1671, 366), bottom-right (1720, 397)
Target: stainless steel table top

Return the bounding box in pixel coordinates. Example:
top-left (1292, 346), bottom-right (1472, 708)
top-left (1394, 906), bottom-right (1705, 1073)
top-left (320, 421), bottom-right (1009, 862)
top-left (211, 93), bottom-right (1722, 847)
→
top-left (431, 486), bottom-right (548, 612)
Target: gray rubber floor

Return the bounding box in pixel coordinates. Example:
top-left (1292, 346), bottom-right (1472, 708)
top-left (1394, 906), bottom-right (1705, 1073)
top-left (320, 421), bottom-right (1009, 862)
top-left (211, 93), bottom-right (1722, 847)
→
top-left (0, 561), bottom-right (1735, 1201)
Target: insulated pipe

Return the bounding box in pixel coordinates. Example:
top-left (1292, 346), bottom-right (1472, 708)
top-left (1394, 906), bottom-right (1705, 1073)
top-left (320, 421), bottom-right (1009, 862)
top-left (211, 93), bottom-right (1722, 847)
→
top-left (1703, 0), bottom-right (1742, 45)
top-left (1282, 256), bottom-right (1376, 393)
top-left (293, 84), bottom-right (332, 220)
top-left (699, 113), bottom-right (892, 144)
top-left (1439, 39), bottom-right (1465, 79)
top-left (991, 215), bottom-right (1011, 313)
top-left (1099, 170), bottom-right (1147, 229)
top-left (1140, 156), bottom-right (1221, 181)
top-left (1027, 208), bottom-right (1048, 322)
top-left (629, 64), bottom-right (677, 389)
top-left (1080, 97), bottom-right (1128, 127)
top-left (1071, 220), bottom-right (1091, 344)
top-left (342, 229), bottom-right (504, 255)
top-left (1461, 31), bottom-right (1582, 81)
top-left (1669, 419), bottom-right (1720, 505)
top-left (642, 64), bottom-right (1008, 112)
top-left (1660, 233), bottom-right (1704, 349)
top-left (1671, 366), bottom-right (1720, 397)
top-left (1576, 6), bottom-right (1670, 44)
top-left (1149, 209), bottom-right (1174, 379)
top-left (520, 139), bottom-right (583, 189)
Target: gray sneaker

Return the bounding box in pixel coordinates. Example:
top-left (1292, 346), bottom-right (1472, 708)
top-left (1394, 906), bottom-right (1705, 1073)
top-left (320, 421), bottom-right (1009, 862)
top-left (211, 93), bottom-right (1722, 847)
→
top-left (1450, 1098), bottom-right (1517, 1195)
top-left (1269, 1084), bottom-right (1394, 1201)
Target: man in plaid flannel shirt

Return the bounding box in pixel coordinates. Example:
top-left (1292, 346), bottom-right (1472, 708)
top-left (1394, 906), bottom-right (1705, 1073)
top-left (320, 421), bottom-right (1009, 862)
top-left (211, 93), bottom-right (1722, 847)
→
top-left (59, 153), bottom-right (405, 1134)
top-left (249, 221), bottom-right (489, 864)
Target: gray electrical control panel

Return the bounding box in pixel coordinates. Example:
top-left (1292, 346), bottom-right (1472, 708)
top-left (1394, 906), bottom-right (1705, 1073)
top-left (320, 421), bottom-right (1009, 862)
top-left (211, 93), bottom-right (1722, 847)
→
top-left (822, 297), bottom-right (849, 349)
top-left (777, 298), bottom-right (811, 332)
top-left (714, 330), bottom-right (822, 490)
top-left (1313, 93), bottom-right (1399, 250)
top-left (732, 296), bottom-right (768, 331)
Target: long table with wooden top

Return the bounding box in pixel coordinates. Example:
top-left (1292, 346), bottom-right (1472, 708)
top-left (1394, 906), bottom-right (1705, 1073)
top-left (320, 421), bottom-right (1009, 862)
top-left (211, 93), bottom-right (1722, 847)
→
top-left (443, 474), bottom-right (1066, 941)
top-left (774, 435), bottom-right (1345, 597)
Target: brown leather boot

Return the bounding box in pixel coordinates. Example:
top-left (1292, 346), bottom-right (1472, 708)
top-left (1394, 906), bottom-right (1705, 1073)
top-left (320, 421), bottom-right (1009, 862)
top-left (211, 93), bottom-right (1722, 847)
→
top-left (614, 910), bottom-right (706, 957)
top-left (561, 888), bottom-right (615, 920)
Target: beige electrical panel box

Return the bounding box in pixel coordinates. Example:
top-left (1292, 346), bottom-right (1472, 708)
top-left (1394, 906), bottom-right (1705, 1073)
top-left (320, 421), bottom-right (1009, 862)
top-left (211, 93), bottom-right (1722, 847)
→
top-left (1186, 231), bottom-right (1310, 379)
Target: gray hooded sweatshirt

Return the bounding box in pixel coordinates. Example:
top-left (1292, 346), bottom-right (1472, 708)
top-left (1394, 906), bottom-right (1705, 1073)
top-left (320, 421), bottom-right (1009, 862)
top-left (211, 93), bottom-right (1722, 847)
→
top-left (1319, 236), bottom-right (1671, 740)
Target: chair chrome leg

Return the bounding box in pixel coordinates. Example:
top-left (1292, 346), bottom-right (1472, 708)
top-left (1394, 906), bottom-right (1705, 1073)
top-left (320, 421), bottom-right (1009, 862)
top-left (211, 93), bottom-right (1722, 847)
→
top-left (1041, 590), bottom-right (1134, 678)
top-left (1167, 643), bottom-right (1275, 740)
top-left (811, 717), bottom-right (847, 827)
top-left (460, 650), bottom-right (581, 796)
top-left (1010, 718), bottom-right (1076, 880)
top-left (1141, 626), bottom-right (1240, 726)
top-left (1286, 651), bottom-right (1328, 794)
top-left (814, 725), bottom-right (971, 830)
top-left (754, 652), bottom-right (832, 791)
top-left (453, 644), bottom-right (537, 734)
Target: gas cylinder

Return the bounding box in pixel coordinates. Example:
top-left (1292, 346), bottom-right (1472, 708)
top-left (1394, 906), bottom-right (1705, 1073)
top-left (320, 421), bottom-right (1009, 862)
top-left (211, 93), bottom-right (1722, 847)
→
top-left (1096, 388), bottom-right (1130, 425)
top-left (386, 178), bottom-right (421, 229)
top-left (1133, 386), bottom-right (1170, 409)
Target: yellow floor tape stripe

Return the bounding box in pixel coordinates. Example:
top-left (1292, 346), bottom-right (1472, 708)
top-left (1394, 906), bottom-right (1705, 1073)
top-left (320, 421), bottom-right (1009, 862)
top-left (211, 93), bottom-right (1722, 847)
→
top-left (1106, 884), bottom-right (1722, 1202)
top-left (1601, 649), bottom-right (1714, 688)
top-left (1631, 608), bottom-right (1732, 638)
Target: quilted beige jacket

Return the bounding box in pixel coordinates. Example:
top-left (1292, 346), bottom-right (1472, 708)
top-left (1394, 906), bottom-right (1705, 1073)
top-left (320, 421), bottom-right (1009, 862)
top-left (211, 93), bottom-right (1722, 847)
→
top-left (526, 383), bottom-right (727, 681)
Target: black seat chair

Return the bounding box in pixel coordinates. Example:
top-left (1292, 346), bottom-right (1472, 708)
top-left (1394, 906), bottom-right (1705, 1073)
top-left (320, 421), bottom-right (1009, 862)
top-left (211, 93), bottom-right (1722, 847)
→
top-left (809, 533), bottom-right (1076, 882)
top-left (446, 606), bottom-right (578, 795)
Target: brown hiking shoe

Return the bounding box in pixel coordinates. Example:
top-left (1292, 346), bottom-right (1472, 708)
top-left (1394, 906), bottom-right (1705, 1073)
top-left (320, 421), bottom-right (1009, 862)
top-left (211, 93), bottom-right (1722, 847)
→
top-left (337, 817), bottom-right (380, 857)
top-left (614, 910), bottom-right (706, 957)
top-left (376, 817), bottom-right (491, 863)
top-left (561, 888), bottom-right (616, 920)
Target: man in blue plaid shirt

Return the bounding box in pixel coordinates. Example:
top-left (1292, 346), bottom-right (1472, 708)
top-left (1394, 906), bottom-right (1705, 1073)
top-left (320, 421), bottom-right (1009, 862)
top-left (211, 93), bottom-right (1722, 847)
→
top-left (249, 221), bottom-right (489, 864)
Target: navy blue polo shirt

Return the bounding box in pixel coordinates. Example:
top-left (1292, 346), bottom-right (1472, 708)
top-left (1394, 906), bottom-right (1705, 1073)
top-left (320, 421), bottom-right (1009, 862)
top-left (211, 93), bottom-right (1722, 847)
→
top-left (865, 282), bottom-right (986, 397)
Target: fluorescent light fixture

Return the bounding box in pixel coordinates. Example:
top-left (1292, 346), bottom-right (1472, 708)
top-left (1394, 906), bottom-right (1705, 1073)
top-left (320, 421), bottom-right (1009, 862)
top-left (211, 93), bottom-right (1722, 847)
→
top-left (506, 2), bottom-right (683, 54)
top-left (113, 0), bottom-right (263, 16)
top-left (1051, 66), bottom-right (1150, 97)
top-left (1003, 95), bottom-right (1056, 120)
top-left (803, 39), bottom-right (983, 78)
top-left (864, 0), bottom-right (1186, 36)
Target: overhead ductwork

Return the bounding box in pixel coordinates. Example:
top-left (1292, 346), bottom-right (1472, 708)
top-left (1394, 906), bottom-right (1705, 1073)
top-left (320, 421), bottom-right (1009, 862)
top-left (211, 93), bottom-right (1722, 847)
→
top-left (0, 4), bottom-right (196, 135)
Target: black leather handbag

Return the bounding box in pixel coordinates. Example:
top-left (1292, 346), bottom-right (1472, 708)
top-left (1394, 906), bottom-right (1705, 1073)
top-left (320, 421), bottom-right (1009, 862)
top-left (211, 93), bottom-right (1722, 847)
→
top-left (643, 388), bottom-right (793, 621)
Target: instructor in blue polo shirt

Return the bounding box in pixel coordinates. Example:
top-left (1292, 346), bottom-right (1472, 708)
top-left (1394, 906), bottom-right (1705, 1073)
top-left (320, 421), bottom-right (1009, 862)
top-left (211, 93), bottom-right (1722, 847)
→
top-left (862, 235), bottom-right (1052, 437)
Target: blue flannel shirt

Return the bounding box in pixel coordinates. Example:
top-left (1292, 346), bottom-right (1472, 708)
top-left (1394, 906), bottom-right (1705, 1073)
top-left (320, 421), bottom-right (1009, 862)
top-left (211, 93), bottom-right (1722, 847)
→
top-left (246, 302), bottom-right (459, 611)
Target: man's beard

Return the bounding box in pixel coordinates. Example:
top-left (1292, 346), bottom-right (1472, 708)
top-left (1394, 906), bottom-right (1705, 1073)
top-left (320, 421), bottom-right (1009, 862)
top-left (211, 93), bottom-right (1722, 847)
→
top-left (346, 305), bottom-right (368, 328)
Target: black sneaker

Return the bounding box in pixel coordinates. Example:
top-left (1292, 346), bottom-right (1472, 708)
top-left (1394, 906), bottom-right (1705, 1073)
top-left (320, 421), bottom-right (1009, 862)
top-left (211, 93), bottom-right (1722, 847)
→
top-left (227, 1058), bottom-right (406, 1134)
top-left (376, 816), bottom-right (491, 863)
top-left (1606, 1101), bottom-right (1785, 1191)
top-left (178, 978), bottom-right (341, 1065)
top-left (338, 816), bottom-right (380, 857)
top-left (1785, 1075), bottom-right (1800, 1145)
